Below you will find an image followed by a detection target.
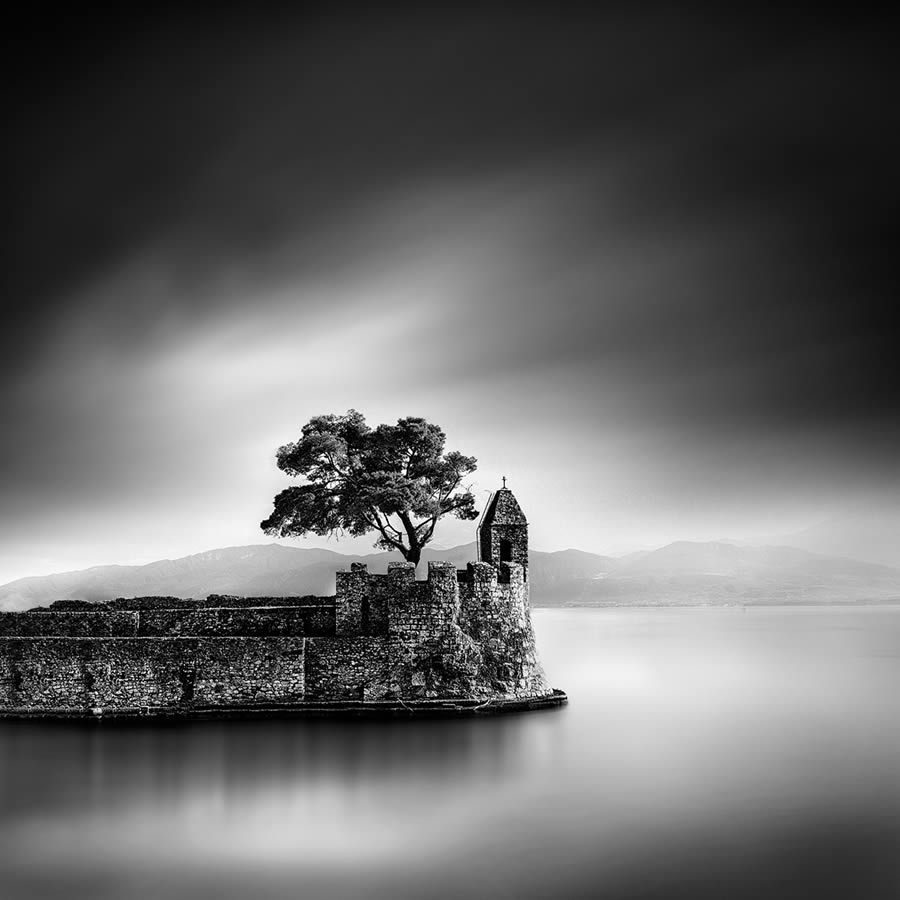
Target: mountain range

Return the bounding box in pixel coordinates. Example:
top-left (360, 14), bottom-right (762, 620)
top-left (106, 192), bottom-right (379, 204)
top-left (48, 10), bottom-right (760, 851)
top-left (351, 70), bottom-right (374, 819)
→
top-left (764, 508), bottom-right (900, 568)
top-left (2, 540), bottom-right (899, 611)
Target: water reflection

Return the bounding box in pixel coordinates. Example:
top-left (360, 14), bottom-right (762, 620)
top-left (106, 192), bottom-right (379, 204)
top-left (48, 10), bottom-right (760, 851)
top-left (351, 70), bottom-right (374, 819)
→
top-left (1, 607), bottom-right (899, 899)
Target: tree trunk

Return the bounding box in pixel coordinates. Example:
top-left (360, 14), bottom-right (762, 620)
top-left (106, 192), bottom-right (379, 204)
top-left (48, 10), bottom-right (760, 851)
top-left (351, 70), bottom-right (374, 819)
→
top-left (398, 511), bottom-right (422, 568)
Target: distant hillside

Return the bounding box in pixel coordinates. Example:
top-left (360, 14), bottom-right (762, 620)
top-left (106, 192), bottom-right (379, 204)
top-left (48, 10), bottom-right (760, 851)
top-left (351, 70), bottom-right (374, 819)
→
top-left (1, 541), bottom-right (898, 611)
top-left (0, 543), bottom-right (480, 611)
top-left (526, 548), bottom-right (616, 603)
top-left (564, 541), bottom-right (900, 606)
top-left (765, 510), bottom-right (900, 568)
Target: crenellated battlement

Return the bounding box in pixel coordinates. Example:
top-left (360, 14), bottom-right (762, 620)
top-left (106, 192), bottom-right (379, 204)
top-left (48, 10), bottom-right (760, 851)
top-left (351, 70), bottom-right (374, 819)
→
top-left (331, 559), bottom-right (530, 639)
top-left (0, 486), bottom-right (563, 717)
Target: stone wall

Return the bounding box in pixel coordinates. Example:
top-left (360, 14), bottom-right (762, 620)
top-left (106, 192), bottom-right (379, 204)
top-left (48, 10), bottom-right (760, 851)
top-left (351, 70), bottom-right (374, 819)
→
top-left (0, 561), bottom-right (553, 715)
top-left (459, 563), bottom-right (548, 698)
top-left (0, 637), bottom-right (307, 711)
top-left (304, 636), bottom-right (401, 701)
top-left (0, 603), bottom-right (336, 639)
top-left (485, 523), bottom-right (529, 576)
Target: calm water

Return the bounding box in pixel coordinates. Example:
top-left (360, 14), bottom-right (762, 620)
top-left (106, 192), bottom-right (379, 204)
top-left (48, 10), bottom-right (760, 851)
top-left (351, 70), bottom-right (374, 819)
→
top-left (1, 607), bottom-right (899, 900)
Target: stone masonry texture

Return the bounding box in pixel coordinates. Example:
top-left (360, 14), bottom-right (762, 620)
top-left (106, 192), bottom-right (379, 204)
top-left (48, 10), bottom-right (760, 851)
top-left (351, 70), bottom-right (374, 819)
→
top-left (478, 488), bottom-right (529, 577)
top-left (0, 489), bottom-right (555, 715)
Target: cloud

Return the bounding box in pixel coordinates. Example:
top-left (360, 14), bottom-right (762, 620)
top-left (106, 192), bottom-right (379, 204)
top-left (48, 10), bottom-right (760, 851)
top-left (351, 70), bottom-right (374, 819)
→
top-left (1, 8), bottom-right (897, 581)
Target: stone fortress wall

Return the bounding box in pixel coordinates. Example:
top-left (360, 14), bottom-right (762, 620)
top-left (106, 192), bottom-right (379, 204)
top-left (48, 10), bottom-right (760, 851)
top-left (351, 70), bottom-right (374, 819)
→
top-left (0, 561), bottom-right (549, 715)
top-left (0, 488), bottom-right (560, 717)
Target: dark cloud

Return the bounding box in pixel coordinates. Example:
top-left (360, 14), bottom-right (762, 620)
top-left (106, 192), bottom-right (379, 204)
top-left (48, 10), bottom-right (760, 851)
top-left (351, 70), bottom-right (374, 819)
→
top-left (1, 7), bottom-right (898, 579)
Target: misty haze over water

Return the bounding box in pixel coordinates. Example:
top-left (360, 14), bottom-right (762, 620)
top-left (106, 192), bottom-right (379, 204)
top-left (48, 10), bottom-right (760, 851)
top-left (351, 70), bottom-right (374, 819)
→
top-left (1, 607), bottom-right (898, 900)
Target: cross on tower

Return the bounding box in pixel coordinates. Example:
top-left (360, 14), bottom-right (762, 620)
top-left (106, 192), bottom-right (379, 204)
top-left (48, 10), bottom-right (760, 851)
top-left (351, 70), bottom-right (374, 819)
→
top-left (478, 475), bottom-right (528, 572)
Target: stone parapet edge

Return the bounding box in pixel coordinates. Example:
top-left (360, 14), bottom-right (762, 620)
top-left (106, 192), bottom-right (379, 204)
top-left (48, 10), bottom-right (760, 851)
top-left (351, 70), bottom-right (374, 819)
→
top-left (0, 689), bottom-right (567, 721)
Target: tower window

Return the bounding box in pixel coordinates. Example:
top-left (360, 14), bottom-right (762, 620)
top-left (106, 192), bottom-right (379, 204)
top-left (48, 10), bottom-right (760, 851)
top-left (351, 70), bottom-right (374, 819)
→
top-left (500, 539), bottom-right (512, 562)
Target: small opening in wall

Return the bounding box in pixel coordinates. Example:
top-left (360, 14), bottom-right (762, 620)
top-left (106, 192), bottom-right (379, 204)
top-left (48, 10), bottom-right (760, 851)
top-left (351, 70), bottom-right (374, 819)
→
top-left (500, 539), bottom-right (512, 562)
top-left (177, 666), bottom-right (195, 704)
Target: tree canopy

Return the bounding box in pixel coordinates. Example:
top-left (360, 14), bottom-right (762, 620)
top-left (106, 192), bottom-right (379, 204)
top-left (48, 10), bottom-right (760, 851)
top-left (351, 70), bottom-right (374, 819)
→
top-left (260, 410), bottom-right (479, 565)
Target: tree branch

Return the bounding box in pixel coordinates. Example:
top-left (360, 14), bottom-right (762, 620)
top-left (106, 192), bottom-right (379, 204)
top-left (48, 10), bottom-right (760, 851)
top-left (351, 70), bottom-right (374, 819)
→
top-left (361, 510), bottom-right (407, 554)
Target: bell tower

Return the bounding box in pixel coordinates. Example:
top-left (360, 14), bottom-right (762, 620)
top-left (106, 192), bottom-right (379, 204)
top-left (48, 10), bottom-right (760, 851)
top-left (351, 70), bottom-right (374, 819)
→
top-left (477, 480), bottom-right (529, 576)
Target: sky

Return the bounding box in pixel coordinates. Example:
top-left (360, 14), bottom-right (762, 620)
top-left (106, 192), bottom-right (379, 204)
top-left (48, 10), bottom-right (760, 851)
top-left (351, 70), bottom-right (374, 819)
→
top-left (2, 7), bottom-right (898, 584)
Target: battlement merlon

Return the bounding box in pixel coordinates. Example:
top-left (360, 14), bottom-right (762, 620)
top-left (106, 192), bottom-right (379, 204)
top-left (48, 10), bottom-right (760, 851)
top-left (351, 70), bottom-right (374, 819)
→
top-left (333, 557), bottom-right (530, 640)
top-left (335, 564), bottom-right (368, 636)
